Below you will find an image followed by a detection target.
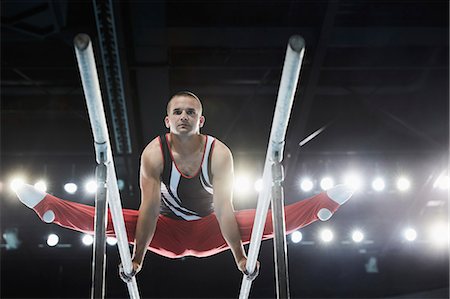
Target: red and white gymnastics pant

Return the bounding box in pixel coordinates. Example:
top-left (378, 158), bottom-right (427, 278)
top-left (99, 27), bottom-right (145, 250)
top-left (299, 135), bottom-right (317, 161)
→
top-left (30, 192), bottom-right (340, 258)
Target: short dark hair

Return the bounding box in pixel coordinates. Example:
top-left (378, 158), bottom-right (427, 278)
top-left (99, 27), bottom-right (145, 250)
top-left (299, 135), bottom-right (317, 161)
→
top-left (167, 91), bottom-right (203, 114)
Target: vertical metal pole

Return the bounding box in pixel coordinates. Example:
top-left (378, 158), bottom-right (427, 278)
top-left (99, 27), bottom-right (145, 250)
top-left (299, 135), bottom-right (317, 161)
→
top-left (92, 163), bottom-right (108, 299)
top-left (75, 34), bottom-right (140, 298)
top-left (271, 158), bottom-right (290, 298)
top-left (239, 35), bottom-right (305, 299)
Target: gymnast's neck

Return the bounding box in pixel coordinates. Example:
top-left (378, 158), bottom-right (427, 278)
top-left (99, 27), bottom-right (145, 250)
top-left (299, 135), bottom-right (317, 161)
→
top-left (168, 132), bottom-right (205, 156)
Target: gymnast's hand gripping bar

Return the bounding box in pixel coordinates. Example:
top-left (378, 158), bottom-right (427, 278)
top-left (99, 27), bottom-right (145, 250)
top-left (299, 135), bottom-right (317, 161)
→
top-left (74, 33), bottom-right (140, 299)
top-left (239, 36), bottom-right (305, 299)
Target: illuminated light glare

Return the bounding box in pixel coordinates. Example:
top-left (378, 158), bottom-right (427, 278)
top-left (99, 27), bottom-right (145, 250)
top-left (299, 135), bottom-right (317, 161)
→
top-left (64, 183), bottom-right (78, 194)
top-left (430, 223), bottom-right (449, 246)
top-left (404, 228), bottom-right (417, 242)
top-left (351, 230), bottom-right (364, 243)
top-left (371, 178), bottom-right (385, 192)
top-left (117, 179), bottom-right (125, 190)
top-left (47, 234), bottom-right (59, 247)
top-left (291, 231), bottom-right (303, 243)
top-left (343, 173), bottom-right (363, 191)
top-left (106, 237), bottom-right (118, 246)
top-left (320, 177), bottom-right (334, 191)
top-left (300, 178), bottom-right (314, 192)
top-left (434, 175), bottom-right (449, 190)
top-left (254, 178), bottom-right (263, 192)
top-left (82, 234), bottom-right (94, 246)
top-left (34, 180), bottom-right (47, 192)
top-left (10, 177), bottom-right (25, 192)
top-left (320, 229), bottom-right (334, 242)
top-left (234, 175), bottom-right (252, 196)
top-left (396, 177), bottom-right (411, 191)
top-left (85, 180), bottom-right (97, 194)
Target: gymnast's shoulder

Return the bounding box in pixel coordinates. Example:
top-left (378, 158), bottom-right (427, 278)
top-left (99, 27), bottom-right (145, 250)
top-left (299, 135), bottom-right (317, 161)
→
top-left (209, 137), bottom-right (233, 162)
top-left (142, 136), bottom-right (162, 154)
top-left (140, 137), bottom-right (164, 175)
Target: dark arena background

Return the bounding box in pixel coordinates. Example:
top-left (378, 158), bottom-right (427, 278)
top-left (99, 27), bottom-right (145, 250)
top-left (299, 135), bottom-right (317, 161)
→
top-left (1, 1), bottom-right (449, 298)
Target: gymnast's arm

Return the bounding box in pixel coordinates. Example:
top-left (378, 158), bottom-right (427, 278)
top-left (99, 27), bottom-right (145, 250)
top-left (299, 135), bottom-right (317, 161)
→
top-left (211, 140), bottom-right (249, 273)
top-left (130, 138), bottom-right (163, 275)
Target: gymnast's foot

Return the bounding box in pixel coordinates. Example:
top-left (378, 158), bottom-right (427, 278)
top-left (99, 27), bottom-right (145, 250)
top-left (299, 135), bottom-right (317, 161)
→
top-left (327, 184), bottom-right (354, 205)
top-left (317, 184), bottom-right (354, 221)
top-left (14, 183), bottom-right (55, 223)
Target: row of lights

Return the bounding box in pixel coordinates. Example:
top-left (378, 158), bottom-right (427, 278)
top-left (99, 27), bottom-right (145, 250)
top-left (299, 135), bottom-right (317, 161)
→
top-left (43, 223), bottom-right (448, 248)
top-left (7, 172), bottom-right (449, 196)
top-left (46, 234), bottom-right (118, 247)
top-left (299, 176), bottom-right (412, 192)
top-left (235, 173), bottom-right (449, 195)
top-left (289, 224), bottom-right (448, 246)
top-left (9, 178), bottom-right (99, 194)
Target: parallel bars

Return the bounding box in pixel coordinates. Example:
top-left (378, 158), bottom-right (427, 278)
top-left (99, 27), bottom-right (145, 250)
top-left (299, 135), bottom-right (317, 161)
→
top-left (239, 35), bottom-right (305, 299)
top-left (74, 33), bottom-right (140, 299)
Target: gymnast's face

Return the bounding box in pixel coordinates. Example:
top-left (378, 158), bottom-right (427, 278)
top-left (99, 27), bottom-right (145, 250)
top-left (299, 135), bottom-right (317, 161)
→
top-left (165, 95), bottom-right (205, 135)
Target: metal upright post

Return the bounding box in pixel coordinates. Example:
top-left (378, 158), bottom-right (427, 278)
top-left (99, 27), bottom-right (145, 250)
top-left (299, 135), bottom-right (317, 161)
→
top-left (91, 162), bottom-right (108, 299)
top-left (271, 154), bottom-right (290, 298)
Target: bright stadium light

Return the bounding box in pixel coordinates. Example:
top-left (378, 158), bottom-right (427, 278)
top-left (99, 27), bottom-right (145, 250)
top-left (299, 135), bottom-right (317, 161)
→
top-left (34, 180), bottom-right (47, 192)
top-left (85, 180), bottom-right (97, 194)
top-left (300, 178), bottom-right (314, 192)
top-left (434, 175), bottom-right (449, 190)
top-left (351, 230), bottom-right (364, 243)
top-left (10, 177), bottom-right (25, 192)
top-left (320, 177), bottom-right (334, 191)
top-left (117, 179), bottom-right (125, 191)
top-left (254, 178), bottom-right (263, 192)
top-left (82, 234), bottom-right (94, 246)
top-left (396, 177), bottom-right (411, 191)
top-left (47, 234), bottom-right (59, 247)
top-left (320, 229), bottom-right (334, 243)
top-left (343, 172), bottom-right (363, 191)
top-left (64, 182), bottom-right (78, 194)
top-left (403, 228), bottom-right (417, 242)
top-left (291, 231), bottom-right (303, 243)
top-left (372, 177), bottom-right (385, 192)
top-left (234, 175), bottom-right (252, 196)
top-left (106, 237), bottom-right (118, 246)
top-left (429, 222), bottom-right (449, 246)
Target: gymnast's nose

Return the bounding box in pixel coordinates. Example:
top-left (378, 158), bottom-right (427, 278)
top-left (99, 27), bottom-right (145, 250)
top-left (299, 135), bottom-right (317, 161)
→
top-left (180, 110), bottom-right (189, 120)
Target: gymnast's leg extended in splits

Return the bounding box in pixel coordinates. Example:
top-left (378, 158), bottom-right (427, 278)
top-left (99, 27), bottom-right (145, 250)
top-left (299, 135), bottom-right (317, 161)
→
top-left (15, 184), bottom-right (352, 258)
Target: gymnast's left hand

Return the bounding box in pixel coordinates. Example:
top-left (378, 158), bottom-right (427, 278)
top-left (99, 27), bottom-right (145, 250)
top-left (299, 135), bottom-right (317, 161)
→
top-left (118, 261), bottom-right (142, 283)
top-left (238, 257), bottom-right (260, 281)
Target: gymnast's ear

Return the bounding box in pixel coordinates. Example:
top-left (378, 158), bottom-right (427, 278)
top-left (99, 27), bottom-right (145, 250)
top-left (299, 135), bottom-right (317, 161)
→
top-left (164, 116), bottom-right (170, 128)
top-left (199, 115), bottom-right (205, 128)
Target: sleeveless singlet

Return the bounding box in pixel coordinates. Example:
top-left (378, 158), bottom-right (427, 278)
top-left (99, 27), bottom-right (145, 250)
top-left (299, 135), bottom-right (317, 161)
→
top-left (159, 134), bottom-right (216, 220)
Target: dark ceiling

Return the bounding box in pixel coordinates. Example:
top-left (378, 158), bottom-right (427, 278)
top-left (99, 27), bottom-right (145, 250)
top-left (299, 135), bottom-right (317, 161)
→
top-left (1, 1), bottom-right (449, 298)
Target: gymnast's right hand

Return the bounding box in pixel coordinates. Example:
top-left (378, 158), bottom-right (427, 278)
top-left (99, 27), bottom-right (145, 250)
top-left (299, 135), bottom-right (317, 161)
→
top-left (119, 260), bottom-right (142, 283)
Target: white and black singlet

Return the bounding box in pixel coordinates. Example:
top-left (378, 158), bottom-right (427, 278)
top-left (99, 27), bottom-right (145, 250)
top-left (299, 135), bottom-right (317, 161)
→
top-left (159, 134), bottom-right (216, 220)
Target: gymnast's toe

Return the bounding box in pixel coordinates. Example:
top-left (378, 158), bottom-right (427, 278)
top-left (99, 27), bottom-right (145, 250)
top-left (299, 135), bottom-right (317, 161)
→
top-left (326, 184), bottom-right (354, 205)
top-left (14, 183), bottom-right (46, 208)
top-left (14, 184), bottom-right (55, 223)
